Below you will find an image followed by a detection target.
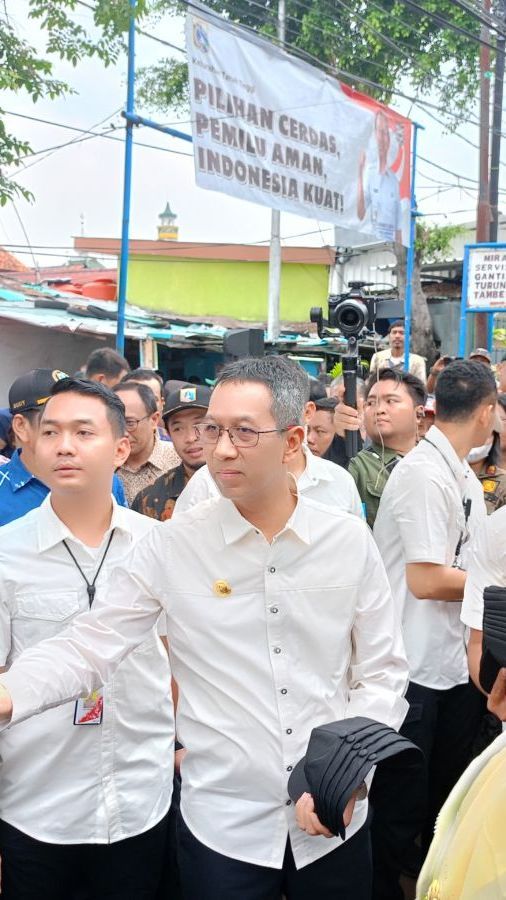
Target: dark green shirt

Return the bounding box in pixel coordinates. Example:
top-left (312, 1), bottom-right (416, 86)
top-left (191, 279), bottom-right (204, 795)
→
top-left (348, 443), bottom-right (402, 528)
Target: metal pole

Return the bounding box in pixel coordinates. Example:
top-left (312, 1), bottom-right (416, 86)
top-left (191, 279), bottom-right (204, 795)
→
top-left (475, 0), bottom-right (492, 347)
top-left (490, 9), bottom-right (505, 242)
top-left (403, 122), bottom-right (422, 371)
top-left (267, 0), bottom-right (285, 343)
top-left (116, 0), bottom-right (136, 355)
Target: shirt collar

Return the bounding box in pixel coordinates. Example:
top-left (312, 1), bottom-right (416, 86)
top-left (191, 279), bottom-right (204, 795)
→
top-left (299, 445), bottom-right (333, 486)
top-left (8, 449), bottom-right (38, 491)
top-left (422, 424), bottom-right (468, 486)
top-left (37, 494), bottom-right (133, 554)
top-left (218, 492), bottom-right (311, 547)
top-left (148, 433), bottom-right (167, 471)
top-left (122, 433), bottom-right (165, 474)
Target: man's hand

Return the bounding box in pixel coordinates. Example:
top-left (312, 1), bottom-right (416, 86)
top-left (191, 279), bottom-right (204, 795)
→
top-left (295, 791), bottom-right (358, 838)
top-left (487, 668), bottom-right (506, 720)
top-left (0, 684), bottom-right (12, 722)
top-left (334, 402), bottom-right (360, 438)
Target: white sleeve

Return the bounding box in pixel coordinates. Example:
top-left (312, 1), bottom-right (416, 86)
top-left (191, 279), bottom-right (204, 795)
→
top-left (0, 529), bottom-right (168, 727)
top-left (346, 528), bottom-right (409, 730)
top-left (387, 466), bottom-right (451, 565)
top-left (462, 509), bottom-right (506, 631)
top-left (173, 466), bottom-right (218, 518)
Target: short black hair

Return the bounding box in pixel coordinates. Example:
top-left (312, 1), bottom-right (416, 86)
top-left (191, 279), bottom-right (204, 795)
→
top-left (85, 348), bottom-right (130, 380)
top-left (120, 368), bottom-right (163, 389)
top-left (47, 377), bottom-right (126, 437)
top-left (435, 360), bottom-right (497, 422)
top-left (365, 368), bottom-right (427, 407)
top-left (388, 320), bottom-right (405, 333)
top-left (113, 380), bottom-right (158, 416)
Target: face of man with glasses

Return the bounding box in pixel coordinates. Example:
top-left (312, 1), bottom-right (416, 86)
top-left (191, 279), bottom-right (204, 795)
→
top-left (198, 379), bottom-right (302, 509)
top-left (115, 388), bottom-right (158, 462)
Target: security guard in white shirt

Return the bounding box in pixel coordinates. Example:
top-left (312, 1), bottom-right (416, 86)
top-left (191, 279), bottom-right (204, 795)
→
top-left (374, 361), bottom-right (497, 872)
top-left (0, 356), bottom-right (408, 900)
top-left (0, 378), bottom-right (174, 900)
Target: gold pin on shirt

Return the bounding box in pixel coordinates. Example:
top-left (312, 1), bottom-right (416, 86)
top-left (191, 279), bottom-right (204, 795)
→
top-left (213, 580), bottom-right (232, 597)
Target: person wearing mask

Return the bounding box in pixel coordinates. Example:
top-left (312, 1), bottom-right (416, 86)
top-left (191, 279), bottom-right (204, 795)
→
top-left (335, 369), bottom-right (426, 528)
top-left (0, 378), bottom-right (173, 900)
top-left (84, 348), bottom-right (130, 389)
top-left (114, 381), bottom-right (179, 505)
top-left (467, 413), bottom-right (506, 515)
top-left (0, 369), bottom-right (128, 526)
top-left (0, 356), bottom-right (408, 900)
top-left (374, 361), bottom-right (497, 874)
top-left (174, 358), bottom-right (364, 519)
top-left (369, 321), bottom-right (427, 384)
top-left (132, 386), bottom-right (211, 521)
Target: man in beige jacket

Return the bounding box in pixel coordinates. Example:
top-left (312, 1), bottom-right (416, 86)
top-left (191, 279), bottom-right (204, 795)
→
top-left (369, 320), bottom-right (426, 384)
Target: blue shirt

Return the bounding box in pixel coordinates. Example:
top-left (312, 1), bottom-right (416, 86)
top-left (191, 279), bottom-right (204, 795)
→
top-left (0, 450), bottom-right (128, 527)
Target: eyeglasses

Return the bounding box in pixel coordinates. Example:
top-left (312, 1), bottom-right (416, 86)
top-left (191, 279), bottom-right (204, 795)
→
top-left (125, 414), bottom-right (151, 432)
top-left (194, 423), bottom-right (287, 448)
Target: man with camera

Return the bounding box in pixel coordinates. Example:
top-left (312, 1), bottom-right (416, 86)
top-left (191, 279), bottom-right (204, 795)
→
top-left (332, 369), bottom-right (425, 527)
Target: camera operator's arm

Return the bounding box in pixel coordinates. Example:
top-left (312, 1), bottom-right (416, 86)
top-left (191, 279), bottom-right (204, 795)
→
top-left (333, 402), bottom-right (360, 438)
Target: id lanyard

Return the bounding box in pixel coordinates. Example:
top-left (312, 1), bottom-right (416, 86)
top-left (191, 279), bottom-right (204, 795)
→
top-left (61, 529), bottom-right (116, 724)
top-left (423, 438), bottom-right (472, 569)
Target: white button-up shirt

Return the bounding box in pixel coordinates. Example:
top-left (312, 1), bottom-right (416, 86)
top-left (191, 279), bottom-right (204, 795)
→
top-left (0, 496), bottom-right (174, 844)
top-left (173, 448), bottom-right (364, 518)
top-left (374, 425), bottom-right (486, 690)
top-left (2, 494), bottom-right (408, 869)
top-left (462, 506), bottom-right (506, 630)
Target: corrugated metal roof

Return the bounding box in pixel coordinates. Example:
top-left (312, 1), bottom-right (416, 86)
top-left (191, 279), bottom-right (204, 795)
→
top-left (0, 276), bottom-right (340, 354)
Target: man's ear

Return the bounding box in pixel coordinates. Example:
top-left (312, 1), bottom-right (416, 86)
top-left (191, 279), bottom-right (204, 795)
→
top-left (282, 426), bottom-right (305, 464)
top-left (114, 435), bottom-right (131, 469)
top-left (151, 411), bottom-right (160, 428)
top-left (304, 401), bottom-right (316, 423)
top-left (415, 405), bottom-right (425, 421)
top-left (11, 413), bottom-right (33, 443)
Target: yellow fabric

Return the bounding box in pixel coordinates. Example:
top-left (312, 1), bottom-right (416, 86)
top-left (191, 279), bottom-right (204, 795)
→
top-left (417, 732), bottom-right (506, 899)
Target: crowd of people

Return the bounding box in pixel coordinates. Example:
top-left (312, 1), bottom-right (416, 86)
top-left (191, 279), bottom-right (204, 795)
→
top-left (0, 333), bottom-right (505, 900)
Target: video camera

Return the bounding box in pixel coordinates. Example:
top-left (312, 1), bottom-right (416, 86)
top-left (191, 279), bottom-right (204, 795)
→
top-left (310, 282), bottom-right (403, 340)
top-left (310, 282), bottom-right (404, 460)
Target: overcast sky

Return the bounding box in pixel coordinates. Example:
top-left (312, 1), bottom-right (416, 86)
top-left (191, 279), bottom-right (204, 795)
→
top-left (0, 1), bottom-right (495, 269)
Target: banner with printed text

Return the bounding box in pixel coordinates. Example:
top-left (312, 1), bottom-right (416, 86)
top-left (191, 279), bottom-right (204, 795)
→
top-left (185, 4), bottom-right (412, 246)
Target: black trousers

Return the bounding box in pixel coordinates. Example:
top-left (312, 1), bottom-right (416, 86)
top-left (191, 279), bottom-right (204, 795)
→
top-left (177, 812), bottom-right (372, 900)
top-left (401, 679), bottom-right (483, 853)
top-left (0, 813), bottom-right (169, 900)
top-left (369, 679), bottom-right (483, 900)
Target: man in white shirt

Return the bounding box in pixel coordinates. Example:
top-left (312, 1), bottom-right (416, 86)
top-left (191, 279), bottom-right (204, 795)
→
top-left (369, 321), bottom-right (427, 384)
top-left (0, 378), bottom-right (174, 900)
top-left (0, 356), bottom-right (408, 900)
top-left (374, 360), bottom-right (496, 868)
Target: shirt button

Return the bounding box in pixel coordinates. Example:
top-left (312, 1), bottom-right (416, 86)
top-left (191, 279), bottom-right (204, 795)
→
top-left (286, 799), bottom-right (292, 806)
top-left (286, 765), bottom-right (293, 772)
top-left (286, 728), bottom-right (292, 734)
top-left (280, 688), bottom-right (288, 695)
top-left (271, 607), bottom-right (279, 614)
top-left (274, 647), bottom-right (281, 654)
top-left (268, 566), bottom-right (276, 573)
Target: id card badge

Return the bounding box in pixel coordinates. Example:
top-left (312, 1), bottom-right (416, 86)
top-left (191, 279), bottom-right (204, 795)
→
top-left (74, 689), bottom-right (104, 725)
